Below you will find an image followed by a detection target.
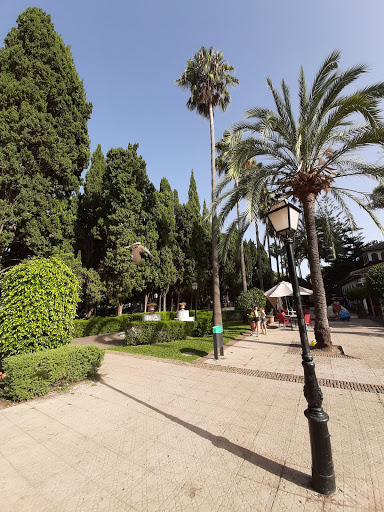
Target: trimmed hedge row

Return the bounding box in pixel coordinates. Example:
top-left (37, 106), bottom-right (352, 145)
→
top-left (0, 345), bottom-right (105, 402)
top-left (125, 315), bottom-right (211, 345)
top-left (73, 315), bottom-right (131, 338)
top-left (74, 311), bottom-right (213, 340)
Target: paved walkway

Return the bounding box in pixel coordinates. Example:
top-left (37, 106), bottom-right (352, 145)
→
top-left (1, 318), bottom-right (384, 511)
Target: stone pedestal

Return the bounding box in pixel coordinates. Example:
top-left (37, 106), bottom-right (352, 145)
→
top-left (176, 310), bottom-right (195, 322)
top-left (142, 313), bottom-right (161, 321)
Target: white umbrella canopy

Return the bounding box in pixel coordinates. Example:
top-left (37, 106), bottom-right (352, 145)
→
top-left (264, 281), bottom-right (313, 307)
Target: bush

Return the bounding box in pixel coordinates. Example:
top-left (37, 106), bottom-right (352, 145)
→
top-left (125, 321), bottom-right (188, 346)
top-left (221, 309), bottom-right (242, 322)
top-left (366, 264), bottom-right (384, 301)
top-left (0, 345), bottom-right (104, 402)
top-left (73, 314), bottom-right (131, 338)
top-left (236, 288), bottom-right (266, 321)
top-left (0, 258), bottom-right (79, 359)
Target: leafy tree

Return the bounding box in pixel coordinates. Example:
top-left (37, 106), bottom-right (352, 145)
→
top-left (236, 288), bottom-right (266, 321)
top-left (156, 178), bottom-right (177, 310)
top-left (216, 130), bottom-right (248, 292)
top-left (0, 8), bottom-right (92, 267)
top-left (176, 46), bottom-right (239, 329)
top-left (366, 263), bottom-right (384, 316)
top-left (77, 145), bottom-right (106, 270)
top-left (100, 144), bottom-right (158, 315)
top-left (0, 257), bottom-right (79, 358)
top-left (228, 51), bottom-right (384, 348)
top-left (370, 185), bottom-right (384, 209)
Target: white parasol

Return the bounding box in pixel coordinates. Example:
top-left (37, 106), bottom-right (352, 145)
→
top-left (264, 281), bottom-right (313, 308)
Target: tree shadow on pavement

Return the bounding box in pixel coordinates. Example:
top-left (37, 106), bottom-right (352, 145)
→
top-left (100, 378), bottom-right (310, 490)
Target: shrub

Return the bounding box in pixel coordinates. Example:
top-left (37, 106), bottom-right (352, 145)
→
top-left (0, 345), bottom-right (104, 402)
top-left (221, 309), bottom-right (242, 322)
top-left (366, 264), bottom-right (384, 301)
top-left (73, 315), bottom-right (130, 338)
top-left (236, 288), bottom-right (266, 321)
top-left (0, 258), bottom-right (79, 359)
top-left (125, 321), bottom-right (188, 346)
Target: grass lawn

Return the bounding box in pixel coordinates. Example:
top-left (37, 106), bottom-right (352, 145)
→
top-left (108, 321), bottom-right (249, 361)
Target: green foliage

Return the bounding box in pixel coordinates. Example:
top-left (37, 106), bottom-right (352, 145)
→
top-left (100, 144), bottom-right (158, 308)
top-left (345, 286), bottom-right (367, 303)
top-left (0, 7), bottom-right (92, 266)
top-left (73, 314), bottom-right (130, 338)
top-left (0, 258), bottom-right (79, 358)
top-left (0, 345), bottom-right (104, 401)
top-left (366, 264), bottom-right (384, 300)
top-left (109, 321), bottom-right (248, 362)
top-left (236, 288), bottom-right (266, 320)
top-left (77, 145), bottom-right (107, 270)
top-left (125, 321), bottom-right (187, 345)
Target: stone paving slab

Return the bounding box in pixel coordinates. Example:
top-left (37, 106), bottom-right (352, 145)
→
top-left (1, 318), bottom-right (384, 511)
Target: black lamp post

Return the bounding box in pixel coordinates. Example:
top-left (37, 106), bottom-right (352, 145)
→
top-left (192, 281), bottom-right (198, 320)
top-left (266, 200), bottom-right (336, 495)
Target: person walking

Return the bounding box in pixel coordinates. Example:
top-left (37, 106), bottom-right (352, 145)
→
top-left (252, 305), bottom-right (260, 336)
top-left (332, 300), bottom-right (341, 320)
top-left (259, 306), bottom-right (267, 335)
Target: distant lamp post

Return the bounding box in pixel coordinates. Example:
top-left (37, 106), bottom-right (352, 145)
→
top-left (266, 200), bottom-right (336, 495)
top-left (192, 281), bottom-right (198, 320)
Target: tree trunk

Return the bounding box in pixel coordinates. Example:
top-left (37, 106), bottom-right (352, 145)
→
top-left (209, 102), bottom-right (223, 328)
top-left (266, 231), bottom-right (274, 287)
top-left (163, 291), bottom-right (166, 312)
top-left (144, 293), bottom-right (148, 313)
top-left (158, 294), bottom-right (161, 312)
top-left (170, 291), bottom-right (174, 312)
top-left (302, 193), bottom-right (332, 349)
top-left (274, 235), bottom-right (281, 281)
top-left (236, 178), bottom-right (247, 293)
top-left (116, 303), bottom-right (123, 316)
top-left (255, 221), bottom-right (264, 290)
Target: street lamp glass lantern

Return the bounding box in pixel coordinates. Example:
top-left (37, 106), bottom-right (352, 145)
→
top-left (266, 200), bottom-right (301, 236)
top-left (192, 281), bottom-right (198, 291)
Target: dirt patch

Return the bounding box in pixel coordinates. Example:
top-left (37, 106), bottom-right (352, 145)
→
top-left (0, 398), bottom-right (11, 410)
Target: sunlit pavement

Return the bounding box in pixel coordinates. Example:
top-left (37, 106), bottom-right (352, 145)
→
top-left (1, 317), bottom-right (384, 511)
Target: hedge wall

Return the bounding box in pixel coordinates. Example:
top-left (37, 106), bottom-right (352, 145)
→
top-left (0, 345), bottom-right (104, 402)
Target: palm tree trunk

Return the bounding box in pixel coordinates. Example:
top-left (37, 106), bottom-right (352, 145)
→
top-left (266, 231), bottom-right (274, 287)
top-left (236, 178), bottom-right (247, 293)
top-left (209, 102), bottom-right (223, 327)
top-left (255, 221), bottom-right (264, 290)
top-left (302, 193), bottom-right (332, 349)
top-left (144, 293), bottom-right (148, 313)
top-left (274, 235), bottom-right (281, 280)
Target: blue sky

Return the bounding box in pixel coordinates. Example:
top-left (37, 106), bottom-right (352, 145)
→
top-left (1, 0), bottom-right (384, 246)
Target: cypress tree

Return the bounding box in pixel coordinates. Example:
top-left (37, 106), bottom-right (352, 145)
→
top-left (77, 144), bottom-right (106, 269)
top-left (0, 7), bottom-right (92, 266)
top-left (101, 144), bottom-right (158, 315)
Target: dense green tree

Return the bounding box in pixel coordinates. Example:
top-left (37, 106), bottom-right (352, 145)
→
top-left (100, 144), bottom-right (158, 315)
top-left (176, 46), bottom-right (239, 330)
top-left (156, 178), bottom-right (177, 310)
top-left (77, 145), bottom-right (106, 269)
top-left (228, 51), bottom-right (384, 348)
top-left (0, 8), bottom-right (92, 266)
top-left (366, 264), bottom-right (384, 316)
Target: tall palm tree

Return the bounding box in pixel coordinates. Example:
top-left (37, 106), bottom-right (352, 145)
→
top-left (216, 130), bottom-right (248, 293)
top-left (176, 47), bottom-right (239, 327)
top-left (228, 51), bottom-right (384, 348)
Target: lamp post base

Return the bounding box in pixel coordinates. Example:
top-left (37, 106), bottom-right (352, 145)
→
top-left (305, 408), bottom-right (336, 495)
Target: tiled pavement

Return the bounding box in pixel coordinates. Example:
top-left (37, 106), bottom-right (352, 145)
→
top-left (1, 318), bottom-right (384, 511)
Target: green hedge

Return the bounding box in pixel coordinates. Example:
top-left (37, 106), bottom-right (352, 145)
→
top-left (0, 345), bottom-right (105, 402)
top-left (125, 315), bottom-right (211, 346)
top-left (0, 257), bottom-right (79, 358)
top-left (73, 315), bottom-right (131, 338)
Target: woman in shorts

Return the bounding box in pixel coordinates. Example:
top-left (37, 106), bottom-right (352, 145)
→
top-left (259, 307), bottom-right (267, 335)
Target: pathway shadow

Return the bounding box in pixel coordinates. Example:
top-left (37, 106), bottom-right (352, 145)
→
top-left (100, 378), bottom-right (310, 490)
